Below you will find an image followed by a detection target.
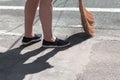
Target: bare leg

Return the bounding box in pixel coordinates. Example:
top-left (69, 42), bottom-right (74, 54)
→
top-left (39, 0), bottom-right (56, 42)
top-left (24, 0), bottom-right (39, 38)
top-left (22, 0), bottom-right (70, 46)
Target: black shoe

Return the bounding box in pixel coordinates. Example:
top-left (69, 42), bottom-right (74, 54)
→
top-left (22, 34), bottom-right (42, 45)
top-left (42, 38), bottom-right (70, 48)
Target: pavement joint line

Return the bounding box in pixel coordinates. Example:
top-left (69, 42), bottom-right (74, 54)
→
top-left (0, 6), bottom-right (120, 12)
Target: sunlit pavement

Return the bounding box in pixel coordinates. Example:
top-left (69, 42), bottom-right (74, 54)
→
top-left (0, 0), bottom-right (120, 80)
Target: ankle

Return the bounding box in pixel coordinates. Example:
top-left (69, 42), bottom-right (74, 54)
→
top-left (24, 33), bottom-right (35, 38)
top-left (44, 37), bottom-right (56, 42)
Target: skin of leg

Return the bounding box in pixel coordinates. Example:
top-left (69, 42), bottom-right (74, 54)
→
top-left (24, 0), bottom-right (39, 38)
top-left (39, 0), bottom-right (56, 42)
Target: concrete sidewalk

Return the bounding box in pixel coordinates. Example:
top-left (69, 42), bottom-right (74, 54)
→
top-left (1, 0), bottom-right (120, 80)
top-left (1, 26), bottom-right (120, 80)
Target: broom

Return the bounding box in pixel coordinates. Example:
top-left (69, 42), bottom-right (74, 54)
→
top-left (78, 0), bottom-right (95, 36)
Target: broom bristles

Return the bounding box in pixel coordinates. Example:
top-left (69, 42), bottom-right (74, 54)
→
top-left (79, 0), bottom-right (95, 36)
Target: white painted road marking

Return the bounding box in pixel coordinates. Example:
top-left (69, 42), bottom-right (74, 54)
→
top-left (0, 30), bottom-right (22, 36)
top-left (0, 6), bottom-right (120, 12)
top-left (68, 25), bottom-right (82, 28)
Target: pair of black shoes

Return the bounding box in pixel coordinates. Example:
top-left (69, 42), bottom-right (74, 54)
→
top-left (22, 34), bottom-right (70, 47)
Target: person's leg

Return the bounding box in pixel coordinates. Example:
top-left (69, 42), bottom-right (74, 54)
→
top-left (39, 0), bottom-right (56, 42)
top-left (22, 0), bottom-right (42, 45)
top-left (39, 0), bottom-right (70, 47)
top-left (24, 0), bottom-right (39, 38)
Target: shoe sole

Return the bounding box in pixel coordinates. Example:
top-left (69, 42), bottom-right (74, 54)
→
top-left (42, 43), bottom-right (71, 48)
top-left (22, 38), bottom-right (41, 45)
